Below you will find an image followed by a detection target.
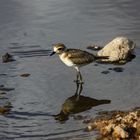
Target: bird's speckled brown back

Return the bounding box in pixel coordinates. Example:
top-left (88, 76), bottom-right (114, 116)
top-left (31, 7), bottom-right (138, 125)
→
top-left (63, 49), bottom-right (95, 66)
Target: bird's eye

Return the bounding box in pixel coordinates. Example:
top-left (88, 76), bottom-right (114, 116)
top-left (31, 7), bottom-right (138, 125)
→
top-left (58, 48), bottom-right (62, 50)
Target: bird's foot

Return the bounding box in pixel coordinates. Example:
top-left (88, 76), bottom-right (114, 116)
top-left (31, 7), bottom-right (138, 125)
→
top-left (74, 80), bottom-right (84, 84)
top-left (74, 79), bottom-right (79, 84)
top-left (78, 81), bottom-right (84, 85)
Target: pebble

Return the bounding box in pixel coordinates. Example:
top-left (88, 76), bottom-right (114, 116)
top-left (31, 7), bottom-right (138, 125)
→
top-left (2, 53), bottom-right (15, 63)
top-left (101, 71), bottom-right (110, 74)
top-left (87, 44), bottom-right (102, 51)
top-left (108, 67), bottom-right (124, 72)
top-left (20, 73), bottom-right (31, 77)
top-left (0, 106), bottom-right (11, 115)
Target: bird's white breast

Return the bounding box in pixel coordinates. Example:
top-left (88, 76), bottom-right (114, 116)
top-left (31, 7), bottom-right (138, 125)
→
top-left (59, 53), bottom-right (74, 67)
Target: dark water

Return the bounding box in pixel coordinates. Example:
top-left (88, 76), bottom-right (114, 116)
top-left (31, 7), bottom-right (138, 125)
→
top-left (0, 0), bottom-right (140, 139)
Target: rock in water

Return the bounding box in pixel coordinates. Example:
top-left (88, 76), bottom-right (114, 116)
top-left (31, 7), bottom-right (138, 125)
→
top-left (20, 73), bottom-right (31, 77)
top-left (87, 44), bottom-right (102, 51)
top-left (97, 37), bottom-right (136, 63)
top-left (2, 53), bottom-right (15, 63)
top-left (0, 106), bottom-right (11, 114)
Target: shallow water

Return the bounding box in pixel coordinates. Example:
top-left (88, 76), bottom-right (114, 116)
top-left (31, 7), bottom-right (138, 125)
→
top-left (0, 0), bottom-right (140, 139)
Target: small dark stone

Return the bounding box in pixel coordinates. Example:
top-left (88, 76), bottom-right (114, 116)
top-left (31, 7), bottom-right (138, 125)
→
top-left (2, 53), bottom-right (15, 63)
top-left (18, 107), bottom-right (23, 110)
top-left (20, 73), bottom-right (31, 77)
top-left (0, 74), bottom-right (7, 76)
top-left (108, 67), bottom-right (124, 72)
top-left (101, 71), bottom-right (110, 74)
top-left (108, 68), bottom-right (113, 70)
top-left (87, 45), bottom-right (102, 51)
top-left (0, 85), bottom-right (4, 88)
top-left (0, 92), bottom-right (7, 95)
top-left (0, 106), bottom-right (11, 115)
top-left (94, 64), bottom-right (98, 66)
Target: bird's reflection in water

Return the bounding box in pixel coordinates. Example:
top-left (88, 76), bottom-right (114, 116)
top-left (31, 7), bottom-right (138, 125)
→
top-left (54, 95), bottom-right (111, 122)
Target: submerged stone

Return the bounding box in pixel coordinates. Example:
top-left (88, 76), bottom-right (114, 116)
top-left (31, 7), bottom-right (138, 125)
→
top-left (0, 91), bottom-right (7, 95)
top-left (87, 44), bottom-right (102, 51)
top-left (101, 70), bottom-right (110, 74)
top-left (108, 67), bottom-right (124, 72)
top-left (0, 106), bottom-right (11, 115)
top-left (20, 73), bottom-right (31, 77)
top-left (2, 53), bottom-right (15, 63)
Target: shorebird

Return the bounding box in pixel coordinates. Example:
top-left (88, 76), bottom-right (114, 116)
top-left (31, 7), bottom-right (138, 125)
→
top-left (50, 43), bottom-right (107, 95)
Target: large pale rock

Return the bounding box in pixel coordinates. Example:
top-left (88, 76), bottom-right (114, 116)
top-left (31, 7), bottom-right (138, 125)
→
top-left (97, 37), bottom-right (135, 62)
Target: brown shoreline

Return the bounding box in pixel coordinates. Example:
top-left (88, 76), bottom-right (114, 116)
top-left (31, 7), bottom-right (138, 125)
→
top-left (85, 107), bottom-right (140, 140)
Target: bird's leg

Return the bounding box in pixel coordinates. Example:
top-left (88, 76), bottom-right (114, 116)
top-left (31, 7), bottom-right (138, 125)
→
top-left (74, 67), bottom-right (84, 96)
top-left (78, 83), bottom-right (83, 96)
top-left (74, 72), bottom-right (79, 83)
top-left (75, 73), bottom-right (83, 98)
top-left (78, 70), bottom-right (83, 84)
top-left (75, 71), bottom-right (80, 96)
top-left (78, 70), bottom-right (84, 96)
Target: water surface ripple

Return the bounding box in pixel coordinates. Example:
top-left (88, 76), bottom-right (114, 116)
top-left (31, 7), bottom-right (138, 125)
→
top-left (0, 0), bottom-right (140, 139)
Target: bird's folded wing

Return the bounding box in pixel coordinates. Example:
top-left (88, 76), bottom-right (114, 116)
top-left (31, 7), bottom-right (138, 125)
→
top-left (66, 49), bottom-right (94, 65)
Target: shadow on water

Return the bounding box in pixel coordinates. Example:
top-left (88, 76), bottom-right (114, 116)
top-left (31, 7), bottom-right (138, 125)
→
top-left (54, 95), bottom-right (111, 122)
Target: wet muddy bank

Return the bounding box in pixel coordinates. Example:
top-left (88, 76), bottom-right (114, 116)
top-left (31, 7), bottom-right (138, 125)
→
top-left (85, 107), bottom-right (140, 140)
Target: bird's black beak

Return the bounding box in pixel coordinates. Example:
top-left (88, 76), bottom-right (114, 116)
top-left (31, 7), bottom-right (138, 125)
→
top-left (50, 51), bottom-right (56, 56)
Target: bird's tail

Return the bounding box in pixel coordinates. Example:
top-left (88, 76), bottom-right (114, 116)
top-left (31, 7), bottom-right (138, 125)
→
top-left (98, 99), bottom-right (111, 105)
top-left (94, 55), bottom-right (109, 60)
